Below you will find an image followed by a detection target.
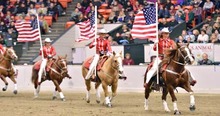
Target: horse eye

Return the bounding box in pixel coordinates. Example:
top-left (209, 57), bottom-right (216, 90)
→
top-left (114, 60), bottom-right (117, 63)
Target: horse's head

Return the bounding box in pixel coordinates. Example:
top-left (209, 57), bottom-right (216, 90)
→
top-left (56, 55), bottom-right (68, 77)
top-left (4, 47), bottom-right (18, 61)
top-left (177, 43), bottom-right (194, 64)
top-left (111, 51), bottom-right (124, 75)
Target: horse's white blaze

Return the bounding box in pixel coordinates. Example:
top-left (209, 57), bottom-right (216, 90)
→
top-left (163, 100), bottom-right (170, 112)
top-left (173, 101), bottom-right (179, 111)
top-left (9, 49), bottom-right (18, 59)
top-left (116, 53), bottom-right (123, 73)
top-left (189, 92), bottom-right (195, 106)
top-left (144, 99), bottom-right (149, 110)
top-left (184, 47), bottom-right (194, 62)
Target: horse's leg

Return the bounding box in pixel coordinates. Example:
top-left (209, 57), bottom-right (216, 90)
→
top-left (102, 82), bottom-right (111, 107)
top-left (52, 88), bottom-right (58, 100)
top-left (162, 86), bottom-right (170, 112)
top-left (95, 82), bottom-right (101, 104)
top-left (52, 80), bottom-right (65, 101)
top-left (0, 76), bottom-right (8, 91)
top-left (183, 84), bottom-right (196, 111)
top-left (85, 80), bottom-right (91, 103)
top-left (110, 81), bottom-right (118, 103)
top-left (34, 79), bottom-right (39, 98)
top-left (9, 76), bottom-right (18, 94)
top-left (144, 83), bottom-right (152, 110)
top-left (167, 85), bottom-right (181, 115)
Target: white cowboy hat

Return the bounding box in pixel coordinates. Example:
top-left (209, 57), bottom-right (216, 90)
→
top-left (44, 38), bottom-right (52, 43)
top-left (161, 28), bottom-right (170, 33)
top-left (98, 28), bottom-right (108, 34)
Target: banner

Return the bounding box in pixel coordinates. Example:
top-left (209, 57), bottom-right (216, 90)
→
top-left (147, 43), bottom-right (214, 65)
top-left (189, 43), bottom-right (214, 65)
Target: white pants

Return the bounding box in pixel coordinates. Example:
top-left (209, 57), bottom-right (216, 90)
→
top-left (146, 57), bottom-right (162, 83)
top-left (38, 59), bottom-right (47, 83)
top-left (85, 54), bottom-right (99, 80)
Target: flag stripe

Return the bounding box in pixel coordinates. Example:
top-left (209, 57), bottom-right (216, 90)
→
top-left (75, 11), bottom-right (95, 42)
top-left (15, 20), bottom-right (40, 42)
top-left (131, 6), bottom-right (157, 40)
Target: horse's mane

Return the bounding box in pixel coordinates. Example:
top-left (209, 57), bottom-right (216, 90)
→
top-left (164, 48), bottom-right (177, 58)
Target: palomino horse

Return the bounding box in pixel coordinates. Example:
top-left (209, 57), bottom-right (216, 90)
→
top-left (144, 43), bottom-right (196, 115)
top-left (0, 47), bottom-right (18, 94)
top-left (82, 51), bottom-right (123, 107)
top-left (31, 55), bottom-right (71, 101)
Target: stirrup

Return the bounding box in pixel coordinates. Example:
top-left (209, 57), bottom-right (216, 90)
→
top-left (150, 82), bottom-right (160, 91)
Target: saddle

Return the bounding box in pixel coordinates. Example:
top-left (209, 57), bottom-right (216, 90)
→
top-left (84, 55), bottom-right (109, 71)
top-left (33, 59), bottom-right (55, 72)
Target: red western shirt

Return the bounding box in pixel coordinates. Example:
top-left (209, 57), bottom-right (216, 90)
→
top-left (0, 44), bottom-right (4, 54)
top-left (39, 46), bottom-right (56, 58)
top-left (153, 38), bottom-right (176, 55)
top-left (89, 37), bottom-right (112, 54)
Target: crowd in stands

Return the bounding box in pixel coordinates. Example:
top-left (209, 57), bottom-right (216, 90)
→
top-left (69, 0), bottom-right (220, 45)
top-left (0, 0), bottom-right (67, 47)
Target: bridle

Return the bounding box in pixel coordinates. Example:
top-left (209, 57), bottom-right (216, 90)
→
top-left (172, 46), bottom-right (191, 66)
top-left (49, 58), bottom-right (68, 77)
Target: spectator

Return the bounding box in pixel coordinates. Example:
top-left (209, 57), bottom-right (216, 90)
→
top-left (36, 0), bottom-right (45, 5)
top-left (27, 3), bottom-right (37, 16)
top-left (192, 2), bottom-right (203, 24)
top-left (0, 21), bottom-right (8, 34)
top-left (192, 29), bottom-right (200, 42)
top-left (175, 35), bottom-right (186, 43)
top-left (4, 28), bottom-right (17, 47)
top-left (37, 3), bottom-right (48, 15)
top-left (47, 2), bottom-right (58, 22)
top-left (39, 14), bottom-right (50, 34)
top-left (214, 29), bottom-right (220, 41)
top-left (124, 1), bottom-right (133, 13)
top-left (108, 36), bottom-right (118, 45)
top-left (26, 0), bottom-right (35, 8)
top-left (108, 11), bottom-right (117, 23)
top-left (209, 33), bottom-right (219, 43)
top-left (7, 3), bottom-right (17, 15)
top-left (0, 5), bottom-right (7, 14)
top-left (0, 33), bottom-right (5, 45)
top-left (203, 0), bottom-right (214, 16)
top-left (126, 19), bottom-right (133, 30)
top-left (92, 0), bottom-right (102, 9)
top-left (169, 5), bottom-right (176, 16)
top-left (165, 0), bottom-right (174, 10)
top-left (52, 0), bottom-right (66, 16)
top-left (70, 8), bottom-right (82, 22)
top-left (197, 29), bottom-right (209, 43)
top-left (123, 53), bottom-right (135, 65)
top-left (114, 32), bottom-right (124, 45)
top-left (111, 0), bottom-right (122, 15)
top-left (124, 11), bottom-right (134, 23)
top-left (4, 11), bottom-right (13, 25)
top-left (84, 2), bottom-right (93, 16)
top-left (16, 2), bottom-right (28, 15)
top-left (81, 0), bottom-right (90, 10)
top-left (159, 18), bottom-right (169, 30)
top-left (168, 16), bottom-right (178, 30)
top-left (183, 8), bottom-right (195, 29)
top-left (197, 53), bottom-right (213, 65)
top-left (175, 4), bottom-right (184, 16)
top-left (175, 10), bottom-right (185, 23)
top-left (117, 10), bottom-right (126, 23)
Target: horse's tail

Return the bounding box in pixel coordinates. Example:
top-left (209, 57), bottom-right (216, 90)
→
top-left (31, 67), bottom-right (38, 83)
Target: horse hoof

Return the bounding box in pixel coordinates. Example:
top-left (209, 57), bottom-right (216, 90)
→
top-left (61, 98), bottom-right (66, 101)
top-left (144, 106), bottom-right (148, 111)
top-left (96, 100), bottom-right (100, 104)
top-left (86, 100), bottom-right (90, 103)
top-left (165, 109), bottom-right (171, 112)
top-left (189, 105), bottom-right (196, 111)
top-left (174, 110), bottom-right (181, 115)
top-left (13, 90), bottom-right (18, 94)
top-left (52, 96), bottom-right (57, 100)
top-left (106, 103), bottom-right (112, 108)
top-left (2, 88), bottom-right (6, 91)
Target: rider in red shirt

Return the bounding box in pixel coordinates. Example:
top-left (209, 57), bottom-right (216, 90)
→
top-left (0, 44), bottom-right (4, 54)
top-left (38, 38), bottom-right (56, 83)
top-left (85, 29), bottom-right (113, 80)
top-left (145, 28), bottom-right (196, 88)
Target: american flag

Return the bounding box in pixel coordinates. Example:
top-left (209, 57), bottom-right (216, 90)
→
top-left (15, 18), bottom-right (40, 42)
top-left (131, 5), bottom-right (157, 40)
top-left (75, 11), bottom-right (95, 42)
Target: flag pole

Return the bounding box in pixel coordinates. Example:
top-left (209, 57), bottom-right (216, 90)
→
top-left (156, 2), bottom-right (159, 85)
top-left (94, 6), bottom-right (98, 77)
top-left (36, 14), bottom-right (44, 59)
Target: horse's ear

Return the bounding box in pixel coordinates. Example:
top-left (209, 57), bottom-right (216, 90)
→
top-left (64, 54), bottom-right (67, 59)
top-left (186, 43), bottom-right (189, 47)
top-left (113, 51), bottom-right (116, 56)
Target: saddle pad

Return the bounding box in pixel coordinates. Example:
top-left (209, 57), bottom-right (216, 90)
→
top-left (84, 56), bottom-right (94, 70)
top-left (33, 60), bottom-right (42, 71)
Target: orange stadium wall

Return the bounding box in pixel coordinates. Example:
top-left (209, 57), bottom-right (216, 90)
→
top-left (1, 65), bottom-right (220, 93)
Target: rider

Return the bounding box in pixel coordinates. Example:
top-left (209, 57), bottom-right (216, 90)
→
top-left (144, 27), bottom-right (197, 88)
top-left (85, 28), bottom-right (112, 80)
top-left (38, 38), bottom-right (56, 83)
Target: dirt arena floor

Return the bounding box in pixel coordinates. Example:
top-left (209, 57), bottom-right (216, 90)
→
top-left (0, 91), bottom-right (220, 116)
